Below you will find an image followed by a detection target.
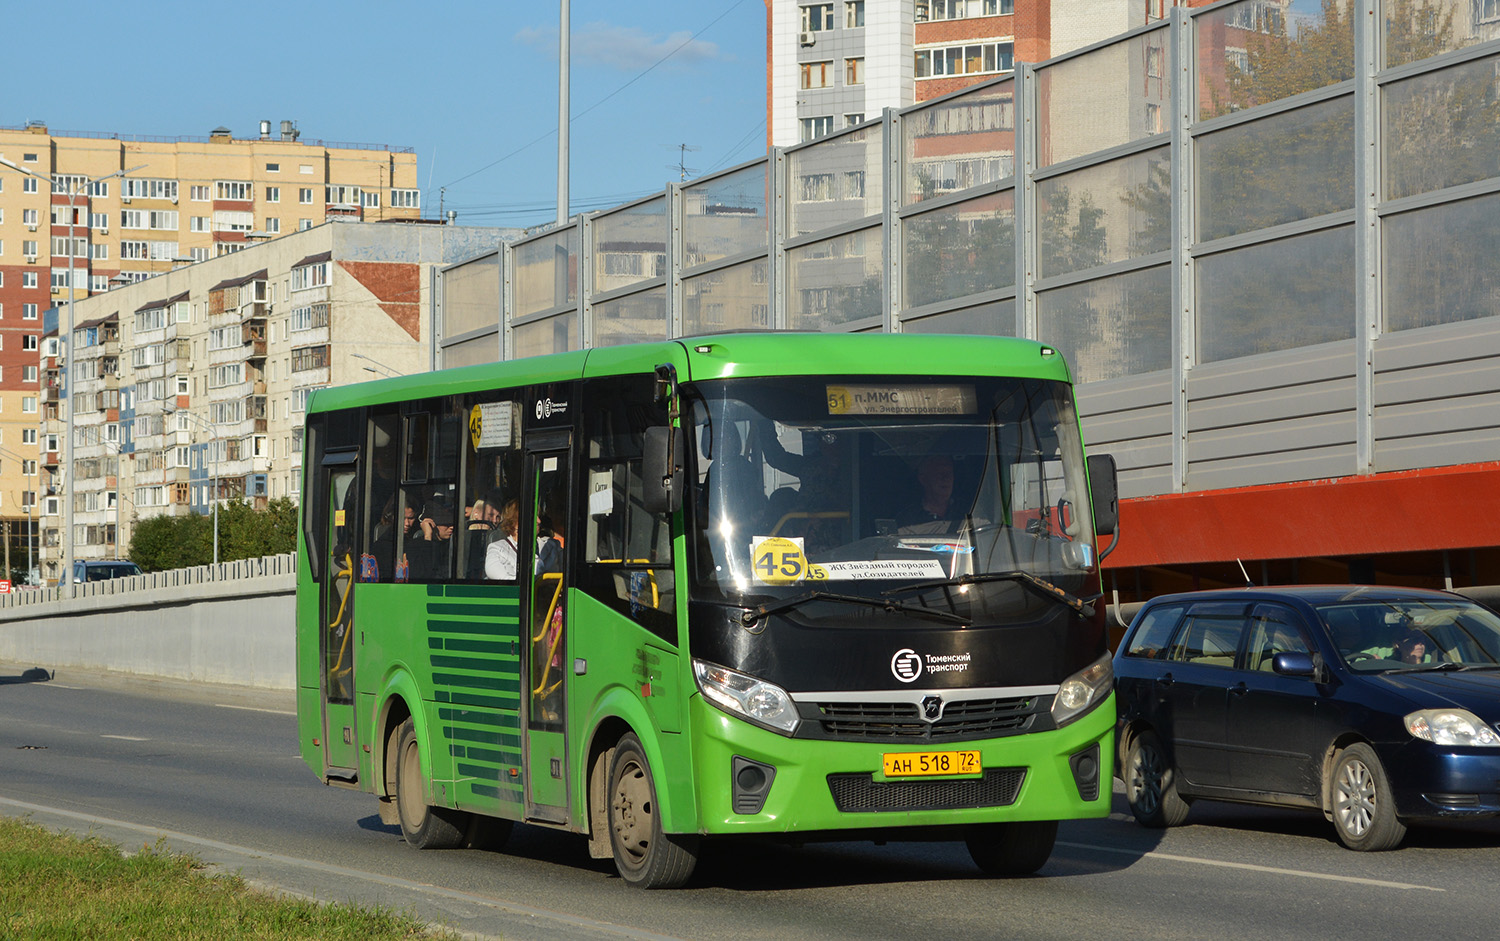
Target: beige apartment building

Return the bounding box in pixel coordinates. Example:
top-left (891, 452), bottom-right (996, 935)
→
top-left (37, 220), bottom-right (512, 584)
top-left (0, 120), bottom-right (422, 581)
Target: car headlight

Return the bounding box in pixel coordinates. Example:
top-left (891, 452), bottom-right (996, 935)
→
top-left (693, 660), bottom-right (800, 735)
top-left (1405, 709), bottom-right (1500, 747)
top-left (1051, 653), bottom-right (1113, 727)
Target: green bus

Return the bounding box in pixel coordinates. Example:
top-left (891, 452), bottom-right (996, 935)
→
top-left (297, 332), bottom-right (1119, 888)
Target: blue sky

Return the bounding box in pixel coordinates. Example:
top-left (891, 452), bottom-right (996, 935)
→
top-left (2, 0), bottom-right (769, 230)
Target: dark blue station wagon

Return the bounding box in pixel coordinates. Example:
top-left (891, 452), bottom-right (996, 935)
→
top-left (1114, 586), bottom-right (1500, 850)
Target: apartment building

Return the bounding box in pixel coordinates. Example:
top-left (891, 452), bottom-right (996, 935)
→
top-left (0, 120), bottom-right (421, 577)
top-left (38, 220), bottom-right (513, 583)
top-left (768, 0), bottom-right (1196, 148)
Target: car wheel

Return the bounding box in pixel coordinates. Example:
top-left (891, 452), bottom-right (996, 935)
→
top-left (393, 718), bottom-right (469, 849)
top-left (965, 820), bottom-right (1057, 876)
top-left (608, 732), bottom-right (699, 888)
top-left (1125, 730), bottom-right (1190, 828)
top-left (1330, 743), bottom-right (1406, 851)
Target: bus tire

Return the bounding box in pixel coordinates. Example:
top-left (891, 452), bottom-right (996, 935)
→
top-left (393, 718), bottom-right (468, 849)
top-left (965, 820), bottom-right (1057, 876)
top-left (607, 732), bottom-right (698, 888)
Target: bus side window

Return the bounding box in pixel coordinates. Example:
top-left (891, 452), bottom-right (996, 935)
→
top-left (363, 410), bottom-right (401, 582)
top-left (461, 396), bottom-right (522, 582)
top-left (579, 376), bottom-right (676, 643)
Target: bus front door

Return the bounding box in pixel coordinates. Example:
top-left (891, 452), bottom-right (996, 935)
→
top-left (523, 443), bottom-right (571, 823)
top-left (320, 462), bottom-right (361, 779)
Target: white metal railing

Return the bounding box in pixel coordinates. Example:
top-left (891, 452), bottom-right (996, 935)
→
top-left (0, 552), bottom-right (297, 608)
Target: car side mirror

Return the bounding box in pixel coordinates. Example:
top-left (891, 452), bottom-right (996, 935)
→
top-left (1272, 651), bottom-right (1317, 677)
top-left (642, 425), bottom-right (684, 515)
top-left (1087, 453), bottom-right (1118, 537)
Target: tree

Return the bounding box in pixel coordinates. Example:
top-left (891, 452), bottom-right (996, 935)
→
top-left (127, 498), bottom-right (298, 572)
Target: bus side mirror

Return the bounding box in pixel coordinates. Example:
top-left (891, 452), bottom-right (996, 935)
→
top-left (1087, 453), bottom-right (1118, 537)
top-left (642, 425), bottom-right (684, 515)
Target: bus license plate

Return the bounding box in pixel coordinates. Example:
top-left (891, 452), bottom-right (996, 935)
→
top-left (882, 750), bottom-right (981, 777)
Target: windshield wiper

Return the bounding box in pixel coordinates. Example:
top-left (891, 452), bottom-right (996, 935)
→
top-left (739, 590), bottom-right (970, 628)
top-left (883, 571), bottom-right (1101, 618)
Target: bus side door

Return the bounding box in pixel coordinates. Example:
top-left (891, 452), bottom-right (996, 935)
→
top-left (320, 454), bottom-right (362, 778)
top-left (523, 433), bottom-right (572, 823)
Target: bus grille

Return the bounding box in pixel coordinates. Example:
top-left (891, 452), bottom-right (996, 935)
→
top-left (810, 696), bottom-right (1039, 741)
top-left (827, 768), bottom-right (1026, 813)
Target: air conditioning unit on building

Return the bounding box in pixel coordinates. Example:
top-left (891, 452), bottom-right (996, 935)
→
top-left (25, 254), bottom-right (36, 264)
top-left (26, 223), bottom-right (37, 232)
top-left (800, 30), bottom-right (816, 46)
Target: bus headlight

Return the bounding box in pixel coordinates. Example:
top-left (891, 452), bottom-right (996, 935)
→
top-left (693, 660), bottom-right (800, 735)
top-left (1050, 653), bottom-right (1113, 728)
top-left (1405, 709), bottom-right (1500, 747)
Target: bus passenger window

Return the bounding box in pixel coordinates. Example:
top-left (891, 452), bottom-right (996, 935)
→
top-left (363, 412), bottom-right (401, 582)
top-left (462, 397), bottom-right (523, 582)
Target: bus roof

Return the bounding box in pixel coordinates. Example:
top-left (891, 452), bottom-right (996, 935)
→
top-left (307, 333), bottom-right (1073, 415)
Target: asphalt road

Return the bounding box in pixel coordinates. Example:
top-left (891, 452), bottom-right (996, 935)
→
top-left (4, 663), bottom-right (1499, 941)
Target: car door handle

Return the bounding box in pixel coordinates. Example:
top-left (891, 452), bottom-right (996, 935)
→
top-left (1154, 673), bottom-right (1174, 688)
top-left (1230, 682), bottom-right (1249, 696)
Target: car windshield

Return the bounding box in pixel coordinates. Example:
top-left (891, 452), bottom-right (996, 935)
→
top-left (686, 375), bottom-right (1097, 615)
top-left (1318, 599), bottom-right (1500, 672)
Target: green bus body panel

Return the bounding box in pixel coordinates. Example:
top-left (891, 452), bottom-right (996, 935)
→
top-left (359, 583), bottom-right (526, 814)
top-left (306, 334), bottom-right (1072, 418)
top-left (566, 591), bottom-right (695, 834)
top-left (688, 694), bottom-right (1116, 833)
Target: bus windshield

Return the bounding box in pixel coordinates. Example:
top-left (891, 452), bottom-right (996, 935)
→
top-left (687, 375), bottom-right (1097, 611)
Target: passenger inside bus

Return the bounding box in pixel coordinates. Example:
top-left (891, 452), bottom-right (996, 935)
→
top-left (407, 494), bottom-right (455, 581)
top-left (485, 499), bottom-right (522, 581)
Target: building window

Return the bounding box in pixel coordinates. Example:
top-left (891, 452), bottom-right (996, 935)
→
top-left (801, 60), bottom-right (834, 89)
top-left (845, 57), bottom-right (864, 85)
top-left (390, 188), bottom-right (420, 209)
top-left (266, 186), bottom-right (280, 203)
top-left (266, 217), bottom-right (281, 234)
top-left (23, 366), bottom-right (36, 383)
top-left (845, 0), bottom-right (864, 27)
top-left (22, 272), bottom-right (37, 289)
top-left (299, 187), bottom-right (314, 204)
top-left (23, 304), bottom-right (37, 320)
top-left (23, 335), bottom-right (37, 352)
top-left (23, 177), bottom-right (37, 194)
top-left (298, 219), bottom-right (313, 231)
top-left (361, 191), bottom-right (381, 208)
top-left (291, 261), bottom-right (330, 291)
top-left (1146, 102), bottom-right (1165, 134)
top-left (191, 185), bottom-right (210, 201)
top-left (801, 3), bottom-right (834, 31)
top-left (844, 113), bottom-right (866, 128)
top-left (915, 41), bottom-right (1014, 78)
top-left (266, 162), bottom-right (280, 172)
top-left (291, 344), bottom-right (330, 371)
top-left (22, 397), bottom-right (36, 413)
top-left (800, 115), bottom-right (835, 142)
top-left (917, 0), bottom-right (1014, 20)
top-left (1146, 43), bottom-right (1165, 78)
top-left (215, 180), bottom-right (253, 201)
top-left (22, 208), bottom-right (37, 226)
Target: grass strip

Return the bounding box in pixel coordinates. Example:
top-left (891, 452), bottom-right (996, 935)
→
top-left (0, 816), bottom-right (456, 940)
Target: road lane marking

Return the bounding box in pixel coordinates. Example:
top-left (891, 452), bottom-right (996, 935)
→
top-left (1056, 840), bottom-right (1445, 892)
top-left (213, 703), bottom-right (296, 716)
top-left (100, 735), bottom-right (148, 742)
top-left (0, 796), bottom-right (689, 940)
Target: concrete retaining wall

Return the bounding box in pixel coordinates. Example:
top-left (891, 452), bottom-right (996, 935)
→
top-left (0, 555), bottom-right (297, 690)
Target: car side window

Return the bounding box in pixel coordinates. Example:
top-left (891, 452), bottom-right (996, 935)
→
top-left (1245, 604), bottom-right (1313, 672)
top-left (1166, 603), bottom-right (1249, 668)
top-left (1124, 604), bottom-right (1186, 659)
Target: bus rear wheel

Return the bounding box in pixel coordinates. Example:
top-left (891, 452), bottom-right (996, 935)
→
top-left (607, 733), bottom-right (698, 888)
top-left (965, 820), bottom-right (1057, 876)
top-left (393, 718), bottom-right (469, 849)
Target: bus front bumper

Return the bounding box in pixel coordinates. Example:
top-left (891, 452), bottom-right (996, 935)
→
top-left (688, 693), bottom-right (1115, 835)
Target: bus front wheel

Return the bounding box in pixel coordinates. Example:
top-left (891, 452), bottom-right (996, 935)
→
top-left (965, 820), bottom-right (1057, 876)
top-left (607, 732), bottom-right (698, 888)
top-left (393, 718), bottom-right (469, 849)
